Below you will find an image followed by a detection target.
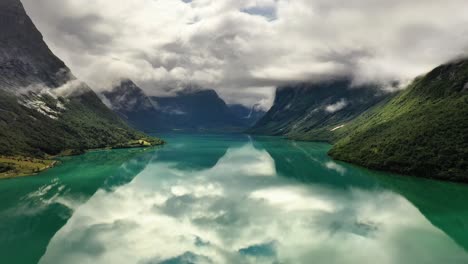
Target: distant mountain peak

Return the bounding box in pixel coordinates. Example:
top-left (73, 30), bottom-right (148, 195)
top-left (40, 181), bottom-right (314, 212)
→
top-left (102, 80), bottom-right (155, 112)
top-left (228, 103), bottom-right (266, 126)
top-left (0, 0), bottom-right (156, 158)
top-left (249, 79), bottom-right (388, 140)
top-left (176, 87), bottom-right (218, 97)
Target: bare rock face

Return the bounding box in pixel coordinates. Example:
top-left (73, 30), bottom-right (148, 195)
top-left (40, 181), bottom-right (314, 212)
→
top-left (0, 0), bottom-right (70, 90)
top-left (248, 79), bottom-right (389, 141)
top-left (0, 0), bottom-right (150, 158)
top-left (102, 80), bottom-right (253, 133)
top-left (102, 80), bottom-right (156, 113)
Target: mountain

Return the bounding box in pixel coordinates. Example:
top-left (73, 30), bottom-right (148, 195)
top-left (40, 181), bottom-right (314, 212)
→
top-left (375, 172), bottom-right (468, 251)
top-left (101, 80), bottom-right (161, 132)
top-left (0, 0), bottom-right (70, 90)
top-left (0, 0), bottom-right (162, 176)
top-left (257, 135), bottom-right (468, 250)
top-left (329, 59), bottom-right (468, 182)
top-left (102, 80), bottom-right (155, 114)
top-left (228, 104), bottom-right (266, 127)
top-left (249, 79), bottom-right (390, 141)
top-left (152, 89), bottom-right (247, 132)
top-left (102, 81), bottom-right (251, 132)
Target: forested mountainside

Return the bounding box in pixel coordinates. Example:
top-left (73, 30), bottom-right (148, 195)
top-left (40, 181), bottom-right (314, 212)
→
top-left (249, 63), bottom-right (467, 182)
top-left (249, 79), bottom-right (390, 142)
top-left (329, 59), bottom-right (468, 182)
top-left (0, 0), bottom-right (162, 177)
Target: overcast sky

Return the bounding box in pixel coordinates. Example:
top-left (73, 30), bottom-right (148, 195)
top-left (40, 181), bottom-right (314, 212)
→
top-left (22, 0), bottom-right (468, 109)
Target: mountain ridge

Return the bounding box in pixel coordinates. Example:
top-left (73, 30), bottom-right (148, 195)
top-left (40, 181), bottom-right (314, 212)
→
top-left (329, 59), bottom-right (468, 182)
top-left (0, 0), bottom-right (163, 178)
top-left (102, 80), bottom-right (262, 133)
top-left (249, 79), bottom-right (391, 142)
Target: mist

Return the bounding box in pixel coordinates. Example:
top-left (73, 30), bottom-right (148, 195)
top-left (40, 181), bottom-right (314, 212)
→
top-left (21, 0), bottom-right (468, 109)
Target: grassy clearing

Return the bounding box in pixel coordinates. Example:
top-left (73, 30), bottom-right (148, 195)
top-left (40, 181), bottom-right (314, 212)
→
top-left (0, 156), bottom-right (57, 179)
top-left (112, 138), bottom-right (165, 149)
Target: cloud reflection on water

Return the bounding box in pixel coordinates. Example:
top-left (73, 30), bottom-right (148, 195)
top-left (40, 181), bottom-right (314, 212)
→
top-left (39, 139), bottom-right (468, 264)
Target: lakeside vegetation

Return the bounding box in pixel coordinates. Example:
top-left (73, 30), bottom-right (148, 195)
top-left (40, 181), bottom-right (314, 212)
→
top-left (0, 137), bottom-right (164, 179)
top-left (0, 156), bottom-right (56, 179)
top-left (113, 138), bottom-right (164, 149)
top-left (329, 59), bottom-right (468, 182)
top-left (248, 59), bottom-right (467, 182)
top-left (0, 90), bottom-right (165, 179)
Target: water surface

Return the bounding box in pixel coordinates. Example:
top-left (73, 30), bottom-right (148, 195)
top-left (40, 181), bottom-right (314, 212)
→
top-left (1, 134), bottom-right (468, 264)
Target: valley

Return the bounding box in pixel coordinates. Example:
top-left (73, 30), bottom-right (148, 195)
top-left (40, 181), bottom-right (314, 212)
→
top-left (102, 80), bottom-right (265, 133)
top-left (1, 134), bottom-right (468, 264)
top-left (0, 0), bottom-right (467, 263)
top-left (252, 63), bottom-right (468, 182)
top-left (0, 0), bottom-right (163, 178)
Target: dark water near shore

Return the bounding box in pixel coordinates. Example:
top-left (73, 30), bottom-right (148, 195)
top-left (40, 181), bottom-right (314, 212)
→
top-left (1, 134), bottom-right (468, 264)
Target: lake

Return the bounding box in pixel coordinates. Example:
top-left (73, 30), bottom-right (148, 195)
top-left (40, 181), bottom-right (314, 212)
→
top-left (1, 133), bottom-right (468, 264)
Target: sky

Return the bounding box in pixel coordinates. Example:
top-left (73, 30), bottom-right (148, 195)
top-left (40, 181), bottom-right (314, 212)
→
top-left (22, 0), bottom-right (468, 109)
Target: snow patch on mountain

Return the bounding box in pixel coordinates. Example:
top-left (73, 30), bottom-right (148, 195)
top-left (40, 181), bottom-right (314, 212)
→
top-left (330, 125), bottom-right (345, 132)
top-left (15, 80), bottom-right (90, 119)
top-left (21, 98), bottom-right (61, 120)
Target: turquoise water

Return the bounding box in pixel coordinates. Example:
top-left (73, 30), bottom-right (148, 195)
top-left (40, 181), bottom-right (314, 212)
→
top-left (1, 134), bottom-right (468, 264)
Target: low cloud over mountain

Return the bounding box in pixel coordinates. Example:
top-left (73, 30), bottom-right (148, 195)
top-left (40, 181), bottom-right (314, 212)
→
top-left (22, 0), bottom-right (468, 109)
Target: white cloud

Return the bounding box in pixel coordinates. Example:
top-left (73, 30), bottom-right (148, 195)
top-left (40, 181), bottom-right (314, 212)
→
top-left (325, 99), bottom-right (348, 113)
top-left (325, 161), bottom-right (347, 175)
top-left (21, 0), bottom-right (468, 108)
top-left (38, 141), bottom-right (468, 264)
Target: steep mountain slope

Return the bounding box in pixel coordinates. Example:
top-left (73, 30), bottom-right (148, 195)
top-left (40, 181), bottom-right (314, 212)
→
top-left (102, 81), bottom-right (250, 132)
top-left (102, 80), bottom-right (155, 114)
top-left (329, 59), bottom-right (468, 182)
top-left (0, 0), bottom-right (69, 90)
top-left (101, 80), bottom-right (161, 132)
top-left (152, 89), bottom-right (247, 132)
top-left (249, 79), bottom-right (390, 141)
top-left (0, 0), bottom-right (162, 167)
top-left (228, 104), bottom-right (266, 127)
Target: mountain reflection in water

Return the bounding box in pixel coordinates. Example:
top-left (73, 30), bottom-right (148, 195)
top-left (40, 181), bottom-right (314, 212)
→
top-left (1, 134), bottom-right (467, 264)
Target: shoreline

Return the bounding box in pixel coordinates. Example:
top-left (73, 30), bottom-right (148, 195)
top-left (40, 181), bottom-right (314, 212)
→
top-left (0, 138), bottom-right (165, 180)
top-left (249, 133), bottom-right (468, 184)
top-left (0, 158), bottom-right (58, 180)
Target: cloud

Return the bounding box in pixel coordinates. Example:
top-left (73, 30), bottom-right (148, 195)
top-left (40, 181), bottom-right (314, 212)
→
top-left (21, 0), bottom-right (468, 108)
top-left (37, 140), bottom-right (468, 264)
top-left (325, 99), bottom-right (348, 113)
top-left (325, 161), bottom-right (347, 175)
